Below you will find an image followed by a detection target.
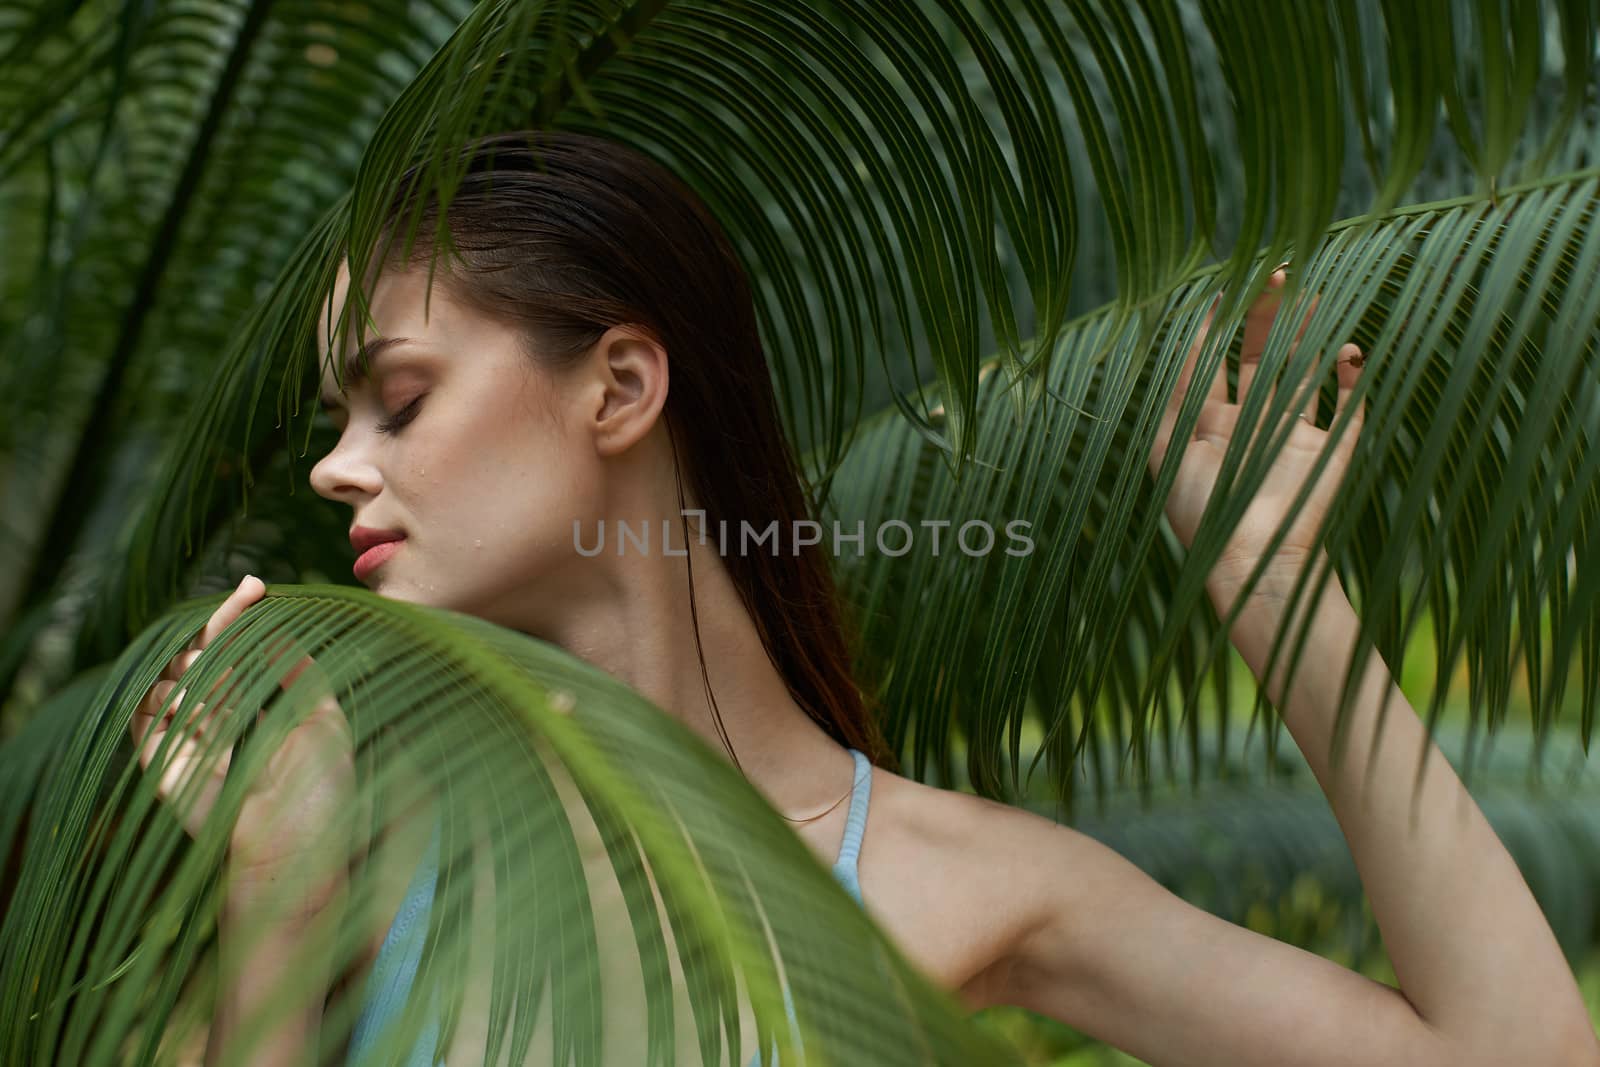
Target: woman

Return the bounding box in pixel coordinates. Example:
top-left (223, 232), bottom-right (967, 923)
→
top-left (132, 131), bottom-right (1598, 1066)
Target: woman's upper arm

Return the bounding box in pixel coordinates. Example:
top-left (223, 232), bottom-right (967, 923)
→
top-left (992, 812), bottom-right (1463, 1067)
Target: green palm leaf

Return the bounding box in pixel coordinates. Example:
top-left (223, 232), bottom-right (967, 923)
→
top-left (2, 589), bottom-right (1014, 1063)
top-left (831, 172), bottom-right (1600, 801)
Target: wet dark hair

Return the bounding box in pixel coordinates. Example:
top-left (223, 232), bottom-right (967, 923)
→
top-left (340, 128), bottom-right (897, 777)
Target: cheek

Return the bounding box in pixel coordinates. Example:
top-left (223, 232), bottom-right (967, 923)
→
top-left (430, 418), bottom-right (599, 552)
top-left (504, 441), bottom-right (600, 537)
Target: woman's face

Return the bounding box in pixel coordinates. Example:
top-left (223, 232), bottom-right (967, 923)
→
top-left (310, 261), bottom-right (606, 631)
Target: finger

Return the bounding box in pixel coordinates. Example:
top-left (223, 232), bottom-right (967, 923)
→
top-left (138, 679), bottom-right (186, 729)
top-left (1278, 344), bottom-right (1325, 429)
top-left (164, 647), bottom-right (241, 711)
top-left (135, 689), bottom-right (213, 772)
top-left (1237, 268), bottom-right (1288, 403)
top-left (1332, 343), bottom-right (1366, 443)
top-left (278, 652), bottom-right (320, 691)
top-left (208, 580), bottom-right (272, 671)
top-left (1295, 360), bottom-right (1321, 425)
top-left (1151, 292), bottom-right (1223, 476)
top-left (132, 678), bottom-right (180, 751)
top-left (195, 575), bottom-right (265, 652)
top-left (189, 580), bottom-right (250, 654)
top-left (1258, 292), bottom-right (1328, 441)
top-left (165, 671), bottom-right (236, 738)
top-left (169, 687), bottom-right (220, 738)
top-left (163, 645), bottom-right (204, 684)
top-left (150, 729), bottom-right (224, 813)
top-left (1191, 294), bottom-right (1229, 407)
top-left (259, 629), bottom-right (301, 673)
top-left (135, 684), bottom-right (239, 821)
top-left (1247, 274), bottom-right (1324, 413)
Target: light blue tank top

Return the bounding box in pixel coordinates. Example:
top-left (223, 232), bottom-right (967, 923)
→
top-left (345, 748), bottom-right (875, 1067)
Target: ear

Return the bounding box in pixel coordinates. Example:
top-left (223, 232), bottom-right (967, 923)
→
top-left (586, 324), bottom-right (670, 458)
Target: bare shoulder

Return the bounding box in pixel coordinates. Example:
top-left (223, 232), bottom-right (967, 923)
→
top-left (860, 765), bottom-right (1071, 1010)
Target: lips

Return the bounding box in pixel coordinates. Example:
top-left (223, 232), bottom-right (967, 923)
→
top-left (353, 538), bottom-right (405, 581)
top-left (350, 526), bottom-right (406, 554)
top-left (350, 526), bottom-right (406, 582)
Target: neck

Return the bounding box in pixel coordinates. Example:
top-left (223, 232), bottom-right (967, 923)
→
top-left (534, 512), bottom-right (854, 819)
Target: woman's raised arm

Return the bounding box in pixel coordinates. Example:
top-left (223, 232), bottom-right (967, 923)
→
top-left (964, 270), bottom-right (1599, 1065)
top-left (977, 585), bottom-right (1597, 1065)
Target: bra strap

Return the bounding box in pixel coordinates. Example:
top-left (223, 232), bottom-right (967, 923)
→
top-left (829, 748), bottom-right (873, 905)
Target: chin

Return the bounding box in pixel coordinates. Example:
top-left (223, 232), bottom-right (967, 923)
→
top-left (364, 576), bottom-right (416, 600)
top-left (374, 581), bottom-right (475, 616)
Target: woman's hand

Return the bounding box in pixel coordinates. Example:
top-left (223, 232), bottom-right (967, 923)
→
top-left (130, 575), bottom-right (355, 912)
top-left (1146, 269), bottom-right (1368, 617)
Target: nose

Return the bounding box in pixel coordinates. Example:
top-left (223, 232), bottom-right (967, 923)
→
top-left (309, 432), bottom-right (382, 504)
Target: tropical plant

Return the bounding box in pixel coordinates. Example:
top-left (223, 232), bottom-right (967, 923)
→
top-left (2, 0), bottom-right (1598, 1064)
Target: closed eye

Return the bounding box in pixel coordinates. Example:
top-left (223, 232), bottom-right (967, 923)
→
top-left (375, 394), bottom-right (425, 435)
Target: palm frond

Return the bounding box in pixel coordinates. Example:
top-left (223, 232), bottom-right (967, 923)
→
top-left (0, 0), bottom-right (467, 668)
top-left (0, 0), bottom-right (1591, 707)
top-left (0, 589), bottom-right (1017, 1064)
top-left (822, 172), bottom-right (1600, 801)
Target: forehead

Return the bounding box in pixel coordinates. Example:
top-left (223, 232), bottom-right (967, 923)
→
top-left (316, 264), bottom-right (445, 395)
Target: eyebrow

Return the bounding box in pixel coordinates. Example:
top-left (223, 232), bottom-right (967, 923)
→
top-left (318, 336), bottom-right (414, 410)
